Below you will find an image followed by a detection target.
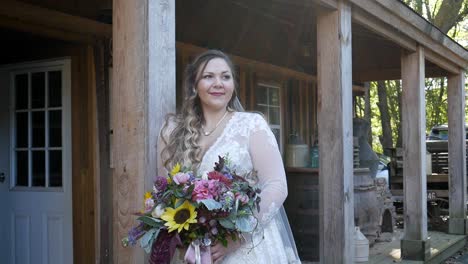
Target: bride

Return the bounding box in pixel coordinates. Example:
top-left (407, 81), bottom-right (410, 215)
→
top-left (158, 50), bottom-right (300, 264)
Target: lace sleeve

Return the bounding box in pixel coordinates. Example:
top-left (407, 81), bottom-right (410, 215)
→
top-left (249, 114), bottom-right (288, 225)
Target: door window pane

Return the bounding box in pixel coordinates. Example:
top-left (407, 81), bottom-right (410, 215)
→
top-left (16, 112), bottom-right (28, 148)
top-left (269, 88), bottom-right (279, 106)
top-left (48, 71), bottom-right (62, 107)
top-left (16, 151), bottom-right (28, 186)
top-left (15, 74), bottom-right (28, 110)
top-left (32, 111), bottom-right (45, 147)
top-left (269, 107), bottom-right (280, 125)
top-left (255, 105), bottom-right (268, 121)
top-left (49, 150), bottom-right (62, 187)
top-left (32, 151), bottom-right (45, 187)
top-left (31, 72), bottom-right (45, 109)
top-left (49, 111), bottom-right (62, 147)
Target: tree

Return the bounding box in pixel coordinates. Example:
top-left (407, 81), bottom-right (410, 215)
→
top-left (367, 0), bottom-right (468, 153)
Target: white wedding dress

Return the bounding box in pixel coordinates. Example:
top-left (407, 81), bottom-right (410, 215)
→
top-left (171, 112), bottom-right (301, 264)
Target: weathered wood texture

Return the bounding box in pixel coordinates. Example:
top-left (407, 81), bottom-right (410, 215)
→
top-left (317, 0), bottom-right (354, 262)
top-left (94, 43), bottom-right (113, 263)
top-left (148, 0), bottom-right (176, 189)
top-left (112, 0), bottom-right (147, 263)
top-left (85, 45), bottom-right (101, 263)
top-left (350, 0), bottom-right (467, 69)
top-left (447, 71), bottom-right (467, 235)
top-left (71, 45), bottom-right (98, 264)
top-left (401, 46), bottom-right (428, 241)
top-left (112, 0), bottom-right (176, 263)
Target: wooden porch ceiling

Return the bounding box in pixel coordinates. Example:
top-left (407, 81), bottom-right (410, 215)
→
top-left (176, 0), bottom-right (457, 81)
top-left (3, 0), bottom-right (465, 82)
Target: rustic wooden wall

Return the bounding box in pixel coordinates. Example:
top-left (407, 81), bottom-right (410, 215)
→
top-left (0, 31), bottom-right (100, 264)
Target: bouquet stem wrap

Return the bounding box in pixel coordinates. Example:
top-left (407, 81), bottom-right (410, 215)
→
top-left (184, 239), bottom-right (212, 264)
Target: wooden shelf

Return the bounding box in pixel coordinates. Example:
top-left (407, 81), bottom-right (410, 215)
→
top-left (286, 167), bottom-right (319, 174)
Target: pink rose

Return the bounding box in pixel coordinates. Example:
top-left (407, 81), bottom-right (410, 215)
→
top-left (235, 193), bottom-right (249, 205)
top-left (192, 180), bottom-right (219, 201)
top-left (173, 172), bottom-right (190, 185)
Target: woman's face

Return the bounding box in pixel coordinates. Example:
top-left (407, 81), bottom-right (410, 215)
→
top-left (196, 58), bottom-right (234, 112)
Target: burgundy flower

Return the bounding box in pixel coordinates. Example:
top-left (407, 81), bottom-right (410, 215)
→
top-left (207, 171), bottom-right (232, 186)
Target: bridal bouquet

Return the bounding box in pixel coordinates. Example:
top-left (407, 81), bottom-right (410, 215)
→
top-left (122, 155), bottom-right (261, 264)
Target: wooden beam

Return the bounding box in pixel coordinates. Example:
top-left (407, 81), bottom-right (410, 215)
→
top-left (0, 0), bottom-right (111, 38)
top-left (447, 70), bottom-right (467, 235)
top-left (425, 49), bottom-right (460, 75)
top-left (0, 15), bottom-right (98, 44)
top-left (353, 65), bottom-right (449, 82)
top-left (148, 0), bottom-right (176, 187)
top-left (317, 0), bottom-right (354, 262)
top-left (112, 0), bottom-right (149, 263)
top-left (350, 0), bottom-right (468, 69)
top-left (271, 0), bottom-right (337, 10)
top-left (374, 0), bottom-right (468, 62)
top-left (352, 7), bottom-right (417, 52)
top-left (177, 42), bottom-right (316, 82)
top-left (112, 0), bottom-right (175, 262)
top-left (400, 46), bottom-right (430, 261)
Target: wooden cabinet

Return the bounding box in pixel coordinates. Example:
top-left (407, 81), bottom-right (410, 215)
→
top-left (284, 167), bottom-right (319, 262)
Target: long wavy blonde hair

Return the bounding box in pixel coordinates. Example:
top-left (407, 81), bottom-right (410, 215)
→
top-left (160, 50), bottom-right (244, 171)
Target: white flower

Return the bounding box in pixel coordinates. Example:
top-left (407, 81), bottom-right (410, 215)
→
top-left (201, 172), bottom-right (209, 180)
top-left (151, 204), bottom-right (165, 218)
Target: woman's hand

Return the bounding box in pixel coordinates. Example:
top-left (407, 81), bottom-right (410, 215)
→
top-left (210, 238), bottom-right (242, 264)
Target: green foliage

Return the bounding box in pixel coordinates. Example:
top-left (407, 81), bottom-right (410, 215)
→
top-left (355, 0), bottom-right (468, 154)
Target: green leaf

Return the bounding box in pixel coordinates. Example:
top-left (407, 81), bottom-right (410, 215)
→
top-left (137, 216), bottom-right (163, 228)
top-left (174, 199), bottom-right (185, 208)
top-left (199, 199), bottom-right (222, 211)
top-left (235, 216), bottom-right (255, 233)
top-left (219, 218), bottom-right (235, 229)
top-left (140, 228), bottom-right (159, 254)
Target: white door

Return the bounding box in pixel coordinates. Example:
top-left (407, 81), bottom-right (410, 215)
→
top-left (0, 59), bottom-right (72, 264)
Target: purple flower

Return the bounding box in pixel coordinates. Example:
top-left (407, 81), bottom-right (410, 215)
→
top-left (154, 176), bottom-right (168, 192)
top-left (127, 223), bottom-right (145, 246)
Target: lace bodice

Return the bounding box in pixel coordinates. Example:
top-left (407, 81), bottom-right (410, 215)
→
top-left (160, 112), bottom-right (299, 263)
top-left (198, 112), bottom-right (287, 224)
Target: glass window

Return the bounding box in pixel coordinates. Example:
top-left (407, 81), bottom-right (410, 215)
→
top-left (13, 69), bottom-right (63, 189)
top-left (32, 151), bottom-right (45, 187)
top-left (15, 74), bottom-right (28, 110)
top-left (31, 72), bottom-right (45, 108)
top-left (255, 83), bottom-right (282, 148)
top-left (48, 71), bottom-right (62, 107)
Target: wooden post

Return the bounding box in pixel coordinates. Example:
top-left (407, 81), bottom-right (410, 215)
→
top-left (400, 46), bottom-right (430, 260)
top-left (317, 0), bottom-right (354, 262)
top-left (148, 0), bottom-right (176, 188)
top-left (448, 70), bottom-right (467, 235)
top-left (112, 0), bottom-right (175, 263)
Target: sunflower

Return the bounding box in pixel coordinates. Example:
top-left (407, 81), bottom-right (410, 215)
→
top-left (161, 200), bottom-right (197, 233)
